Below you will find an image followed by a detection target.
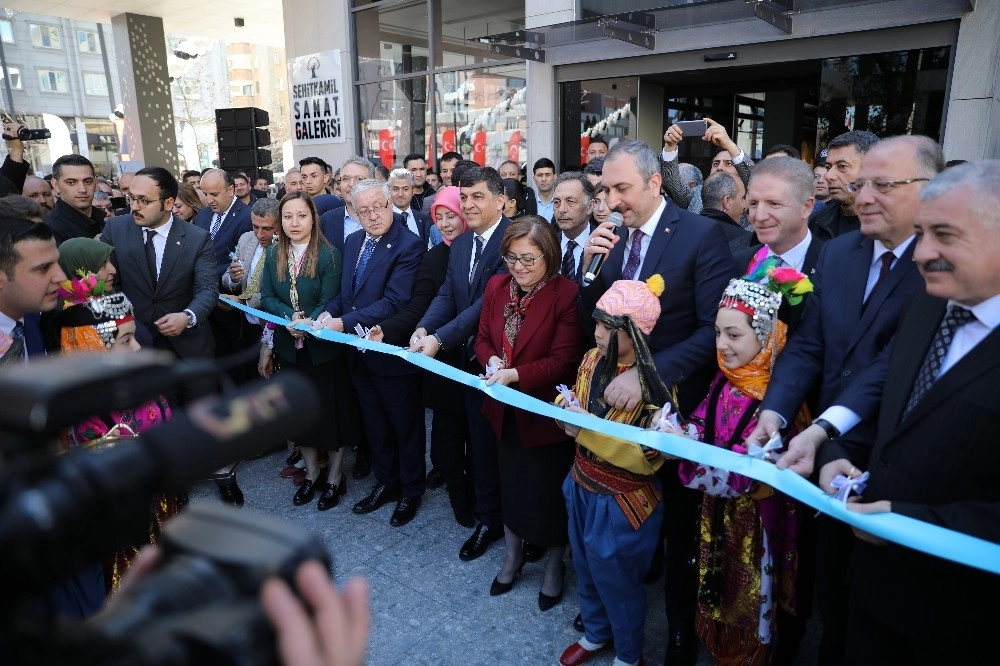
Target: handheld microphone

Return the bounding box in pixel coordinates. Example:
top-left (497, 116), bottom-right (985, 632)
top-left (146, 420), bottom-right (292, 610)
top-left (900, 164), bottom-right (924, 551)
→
top-left (582, 212), bottom-right (624, 287)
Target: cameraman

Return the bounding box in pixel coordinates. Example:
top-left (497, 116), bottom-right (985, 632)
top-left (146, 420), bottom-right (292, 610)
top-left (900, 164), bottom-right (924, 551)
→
top-left (1, 121), bottom-right (32, 197)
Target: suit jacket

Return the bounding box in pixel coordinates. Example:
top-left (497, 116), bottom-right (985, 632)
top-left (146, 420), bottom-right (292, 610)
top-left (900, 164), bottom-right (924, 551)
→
top-left (475, 274), bottom-right (583, 447)
top-left (314, 193), bottom-right (345, 216)
top-left (826, 289), bottom-right (1000, 647)
top-left (734, 236), bottom-right (824, 334)
top-left (762, 232), bottom-right (921, 428)
top-left (220, 231), bottom-right (267, 309)
top-left (701, 208), bottom-right (753, 254)
top-left (579, 198), bottom-right (738, 414)
top-left (101, 215), bottom-right (218, 360)
top-left (417, 216), bottom-right (512, 365)
top-left (260, 243), bottom-right (343, 365)
top-left (194, 198), bottom-right (253, 276)
top-left (324, 221), bottom-right (423, 375)
top-left (319, 207), bottom-right (406, 259)
top-left (377, 241), bottom-right (449, 345)
top-left (398, 208), bottom-right (435, 249)
top-left (808, 202), bottom-right (859, 242)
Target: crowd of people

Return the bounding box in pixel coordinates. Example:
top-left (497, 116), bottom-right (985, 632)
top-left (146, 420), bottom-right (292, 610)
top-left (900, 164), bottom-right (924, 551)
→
top-left (0, 112), bottom-right (997, 666)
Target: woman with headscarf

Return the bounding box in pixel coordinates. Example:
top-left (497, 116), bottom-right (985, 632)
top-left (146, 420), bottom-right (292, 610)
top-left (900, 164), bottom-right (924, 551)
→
top-left (370, 185), bottom-right (475, 526)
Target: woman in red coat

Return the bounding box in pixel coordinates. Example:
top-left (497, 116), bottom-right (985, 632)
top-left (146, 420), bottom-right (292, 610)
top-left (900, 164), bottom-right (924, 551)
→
top-left (475, 215), bottom-right (584, 610)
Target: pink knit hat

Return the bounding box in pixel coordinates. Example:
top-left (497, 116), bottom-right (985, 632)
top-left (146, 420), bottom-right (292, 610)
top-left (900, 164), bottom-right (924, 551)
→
top-left (594, 275), bottom-right (665, 335)
top-left (430, 186), bottom-right (467, 244)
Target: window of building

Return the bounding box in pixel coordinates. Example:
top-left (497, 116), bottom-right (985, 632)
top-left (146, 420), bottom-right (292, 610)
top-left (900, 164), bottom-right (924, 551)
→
top-left (38, 69), bottom-right (68, 93)
top-left (0, 66), bottom-right (22, 89)
top-left (0, 19), bottom-right (14, 44)
top-left (84, 72), bottom-right (108, 96)
top-left (29, 24), bottom-right (61, 49)
top-left (78, 30), bottom-right (101, 53)
top-left (243, 84), bottom-right (254, 96)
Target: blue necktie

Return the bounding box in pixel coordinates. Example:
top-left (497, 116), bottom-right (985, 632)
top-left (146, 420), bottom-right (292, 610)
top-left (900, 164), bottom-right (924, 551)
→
top-left (0, 321), bottom-right (25, 367)
top-left (469, 235), bottom-right (484, 284)
top-left (210, 213), bottom-right (223, 239)
top-left (354, 237), bottom-right (377, 290)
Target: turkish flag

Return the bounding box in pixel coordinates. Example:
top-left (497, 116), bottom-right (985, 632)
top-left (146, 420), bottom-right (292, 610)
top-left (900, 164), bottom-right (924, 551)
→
top-left (507, 131), bottom-right (520, 162)
top-left (441, 130), bottom-right (455, 154)
top-left (473, 131), bottom-right (486, 166)
top-left (580, 136), bottom-right (590, 166)
top-left (378, 129), bottom-right (395, 168)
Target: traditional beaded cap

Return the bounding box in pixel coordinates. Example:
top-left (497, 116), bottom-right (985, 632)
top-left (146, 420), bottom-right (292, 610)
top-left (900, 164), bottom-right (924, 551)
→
top-left (719, 278), bottom-right (781, 344)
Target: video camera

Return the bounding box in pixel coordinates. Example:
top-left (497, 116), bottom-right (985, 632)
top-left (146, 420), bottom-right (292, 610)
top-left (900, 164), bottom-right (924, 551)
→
top-left (2, 126), bottom-right (51, 141)
top-left (0, 352), bottom-right (327, 665)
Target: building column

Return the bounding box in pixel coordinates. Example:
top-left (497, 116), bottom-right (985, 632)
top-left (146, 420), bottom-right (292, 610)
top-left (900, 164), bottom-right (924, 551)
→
top-left (110, 13), bottom-right (181, 172)
top-left (942, 2), bottom-right (1000, 160)
top-left (526, 0), bottom-right (575, 169)
top-left (281, 0), bottom-right (355, 171)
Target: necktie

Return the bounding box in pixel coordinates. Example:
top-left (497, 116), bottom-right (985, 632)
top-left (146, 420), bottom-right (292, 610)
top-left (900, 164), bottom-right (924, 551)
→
top-left (210, 213), bottom-right (223, 239)
top-left (469, 235), bottom-right (484, 284)
top-left (561, 239), bottom-right (578, 278)
top-left (145, 229), bottom-right (158, 283)
top-left (865, 252), bottom-right (895, 304)
top-left (354, 237), bottom-right (377, 290)
top-left (903, 306), bottom-right (976, 417)
top-left (621, 229), bottom-right (645, 281)
top-left (0, 321), bottom-right (25, 367)
top-left (774, 256), bottom-right (788, 268)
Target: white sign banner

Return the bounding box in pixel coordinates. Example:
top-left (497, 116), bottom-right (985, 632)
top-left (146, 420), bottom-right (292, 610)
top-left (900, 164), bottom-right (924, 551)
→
top-left (288, 49), bottom-right (345, 145)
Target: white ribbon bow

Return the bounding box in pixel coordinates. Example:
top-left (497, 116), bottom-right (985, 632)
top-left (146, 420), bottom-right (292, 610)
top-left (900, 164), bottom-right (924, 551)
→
top-left (830, 471), bottom-right (870, 503)
top-left (747, 433), bottom-right (784, 461)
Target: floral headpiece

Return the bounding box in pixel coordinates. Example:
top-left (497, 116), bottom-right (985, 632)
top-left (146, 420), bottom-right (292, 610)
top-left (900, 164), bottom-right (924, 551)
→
top-left (57, 271), bottom-right (134, 348)
top-left (720, 256), bottom-right (814, 344)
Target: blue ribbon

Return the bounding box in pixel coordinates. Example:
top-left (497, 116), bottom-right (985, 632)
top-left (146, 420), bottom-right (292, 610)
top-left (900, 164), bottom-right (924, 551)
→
top-left (227, 297), bottom-right (1000, 575)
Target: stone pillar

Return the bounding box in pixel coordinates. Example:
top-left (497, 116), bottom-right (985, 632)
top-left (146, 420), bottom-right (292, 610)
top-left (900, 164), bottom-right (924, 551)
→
top-left (110, 13), bottom-right (180, 172)
top-left (942, 2), bottom-right (1000, 160)
top-left (526, 0), bottom-right (575, 168)
top-left (282, 0), bottom-right (355, 170)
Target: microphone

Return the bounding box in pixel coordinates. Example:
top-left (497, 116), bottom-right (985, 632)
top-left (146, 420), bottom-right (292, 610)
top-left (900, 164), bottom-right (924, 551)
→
top-left (582, 212), bottom-right (624, 287)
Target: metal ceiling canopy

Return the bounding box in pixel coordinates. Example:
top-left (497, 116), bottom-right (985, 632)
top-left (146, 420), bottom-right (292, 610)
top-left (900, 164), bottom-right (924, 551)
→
top-left (487, 29), bottom-right (546, 62)
top-left (599, 11), bottom-right (659, 50)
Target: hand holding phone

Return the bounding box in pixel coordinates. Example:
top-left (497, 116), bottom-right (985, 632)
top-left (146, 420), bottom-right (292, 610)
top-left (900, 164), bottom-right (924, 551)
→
top-left (674, 120), bottom-right (708, 139)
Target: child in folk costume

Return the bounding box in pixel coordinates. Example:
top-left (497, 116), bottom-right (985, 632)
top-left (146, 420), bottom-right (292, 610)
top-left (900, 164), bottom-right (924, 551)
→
top-left (673, 262), bottom-right (812, 666)
top-left (556, 276), bottom-right (672, 666)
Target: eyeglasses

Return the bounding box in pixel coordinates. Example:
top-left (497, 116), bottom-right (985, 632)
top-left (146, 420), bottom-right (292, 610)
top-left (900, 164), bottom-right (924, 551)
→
top-left (355, 202), bottom-right (389, 218)
top-left (502, 253), bottom-right (543, 267)
top-left (126, 194), bottom-right (163, 208)
top-left (341, 175), bottom-right (365, 184)
top-left (846, 178), bottom-right (929, 194)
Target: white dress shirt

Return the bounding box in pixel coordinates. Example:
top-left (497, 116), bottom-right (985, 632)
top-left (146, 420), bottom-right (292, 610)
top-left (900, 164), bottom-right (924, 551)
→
top-left (145, 216), bottom-right (175, 278)
top-left (766, 231), bottom-right (812, 272)
top-left (863, 236), bottom-right (914, 302)
top-left (622, 196), bottom-right (667, 278)
top-left (469, 217), bottom-right (503, 279)
top-left (940, 293), bottom-right (1000, 377)
top-left (561, 226), bottom-right (591, 274)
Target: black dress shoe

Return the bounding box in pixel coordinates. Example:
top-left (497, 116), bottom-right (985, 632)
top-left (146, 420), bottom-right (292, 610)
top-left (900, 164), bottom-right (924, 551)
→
top-left (293, 477), bottom-right (320, 506)
top-left (389, 496), bottom-right (422, 526)
top-left (452, 505), bottom-right (475, 529)
top-left (352, 451), bottom-right (372, 480)
top-left (538, 562), bottom-right (566, 611)
top-left (286, 448), bottom-right (302, 465)
top-left (352, 483), bottom-right (400, 514)
top-left (664, 628), bottom-right (697, 666)
top-left (426, 467), bottom-right (445, 488)
top-left (317, 473), bottom-right (347, 511)
top-left (219, 482), bottom-right (244, 507)
top-left (459, 523), bottom-right (503, 561)
top-left (489, 554), bottom-right (526, 596)
top-left (573, 613), bottom-right (584, 632)
top-left (522, 541), bottom-right (545, 563)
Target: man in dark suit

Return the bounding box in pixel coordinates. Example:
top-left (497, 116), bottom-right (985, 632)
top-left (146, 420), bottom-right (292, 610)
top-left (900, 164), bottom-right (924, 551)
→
top-left (809, 130), bottom-right (879, 242)
top-left (411, 166), bottom-right (511, 561)
top-left (552, 172), bottom-right (594, 281)
top-left (319, 156), bottom-right (372, 259)
top-left (747, 135), bottom-right (944, 665)
top-left (316, 179), bottom-right (424, 526)
top-left (194, 169), bottom-right (253, 276)
top-left (580, 140), bottom-right (736, 664)
top-left (298, 156), bottom-right (344, 215)
top-left (817, 160), bottom-right (1000, 664)
top-left (388, 167), bottom-right (436, 249)
top-left (734, 156), bottom-right (824, 333)
top-left (700, 172), bottom-right (753, 254)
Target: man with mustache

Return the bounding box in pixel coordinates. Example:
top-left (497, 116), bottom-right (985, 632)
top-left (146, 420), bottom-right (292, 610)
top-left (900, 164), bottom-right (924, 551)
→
top-left (746, 135), bottom-right (942, 665)
top-left (816, 159), bottom-right (1000, 665)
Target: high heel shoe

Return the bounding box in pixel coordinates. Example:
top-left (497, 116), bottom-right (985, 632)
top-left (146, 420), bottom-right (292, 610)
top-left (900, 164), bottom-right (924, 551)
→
top-left (293, 467), bottom-right (327, 506)
top-left (489, 555), bottom-right (526, 596)
top-left (317, 473), bottom-right (347, 511)
top-left (538, 562), bottom-right (566, 611)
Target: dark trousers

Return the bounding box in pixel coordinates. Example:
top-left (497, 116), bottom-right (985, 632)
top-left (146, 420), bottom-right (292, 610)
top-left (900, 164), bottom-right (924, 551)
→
top-left (816, 515), bottom-right (853, 666)
top-left (657, 460), bottom-right (701, 634)
top-left (431, 408), bottom-right (473, 511)
top-left (352, 362), bottom-right (426, 498)
top-left (465, 383), bottom-right (502, 528)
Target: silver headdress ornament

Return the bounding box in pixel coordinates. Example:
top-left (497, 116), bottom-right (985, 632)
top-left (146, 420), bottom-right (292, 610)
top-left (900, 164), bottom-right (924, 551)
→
top-left (719, 279), bottom-right (782, 344)
top-left (84, 292), bottom-right (135, 348)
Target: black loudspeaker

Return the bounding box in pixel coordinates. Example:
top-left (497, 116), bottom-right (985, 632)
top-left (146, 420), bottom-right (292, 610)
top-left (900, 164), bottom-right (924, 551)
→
top-left (216, 107), bottom-right (271, 169)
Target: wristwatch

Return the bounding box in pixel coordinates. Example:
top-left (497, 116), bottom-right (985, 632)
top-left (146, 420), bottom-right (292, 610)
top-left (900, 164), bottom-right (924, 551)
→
top-left (432, 333), bottom-right (444, 350)
top-left (812, 418), bottom-right (841, 440)
top-left (183, 309), bottom-right (197, 329)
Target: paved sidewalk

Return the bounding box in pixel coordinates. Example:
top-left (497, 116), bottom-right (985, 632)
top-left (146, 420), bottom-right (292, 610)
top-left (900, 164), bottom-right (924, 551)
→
top-left (190, 424), bottom-right (820, 665)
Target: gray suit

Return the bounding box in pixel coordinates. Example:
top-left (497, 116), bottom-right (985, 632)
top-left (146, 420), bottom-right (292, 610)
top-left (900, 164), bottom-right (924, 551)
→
top-left (101, 214), bottom-right (218, 360)
top-left (221, 230), bottom-right (266, 310)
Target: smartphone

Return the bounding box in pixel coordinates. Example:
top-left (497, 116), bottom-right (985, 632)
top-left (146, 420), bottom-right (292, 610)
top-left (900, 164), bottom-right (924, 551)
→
top-left (110, 196), bottom-right (127, 210)
top-left (674, 119), bottom-right (707, 138)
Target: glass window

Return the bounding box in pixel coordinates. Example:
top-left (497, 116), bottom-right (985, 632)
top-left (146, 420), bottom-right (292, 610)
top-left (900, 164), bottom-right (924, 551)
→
top-left (29, 24), bottom-right (60, 49)
top-left (84, 72), bottom-right (108, 96)
top-left (38, 69), bottom-right (68, 92)
top-left (355, 3), bottom-right (430, 83)
top-left (437, 0), bottom-right (524, 68)
top-left (0, 66), bottom-right (22, 90)
top-left (0, 19), bottom-right (14, 44)
top-left (78, 30), bottom-right (100, 53)
top-left (561, 77), bottom-right (637, 169)
top-left (243, 84), bottom-right (254, 96)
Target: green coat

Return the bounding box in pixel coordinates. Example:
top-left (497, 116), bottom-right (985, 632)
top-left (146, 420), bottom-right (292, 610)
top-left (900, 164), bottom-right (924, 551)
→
top-left (260, 243), bottom-right (345, 365)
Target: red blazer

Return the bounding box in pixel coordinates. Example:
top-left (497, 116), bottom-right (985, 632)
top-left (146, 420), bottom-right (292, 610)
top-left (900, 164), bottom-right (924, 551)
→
top-left (475, 273), bottom-right (584, 448)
